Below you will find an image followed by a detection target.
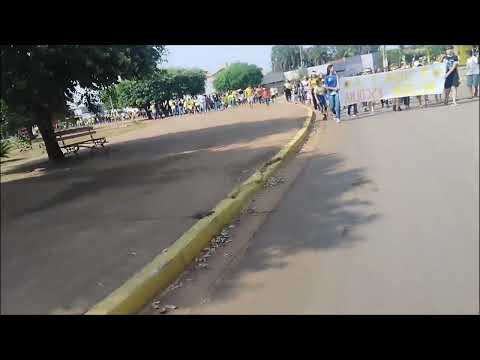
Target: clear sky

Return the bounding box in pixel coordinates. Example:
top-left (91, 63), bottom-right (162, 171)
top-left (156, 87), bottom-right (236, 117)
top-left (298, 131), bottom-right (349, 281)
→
top-left (164, 46), bottom-right (274, 74)
top-left (164, 45), bottom-right (400, 74)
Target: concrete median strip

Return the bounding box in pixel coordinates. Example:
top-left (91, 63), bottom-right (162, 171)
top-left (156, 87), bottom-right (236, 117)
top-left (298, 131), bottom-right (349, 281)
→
top-left (85, 106), bottom-right (315, 315)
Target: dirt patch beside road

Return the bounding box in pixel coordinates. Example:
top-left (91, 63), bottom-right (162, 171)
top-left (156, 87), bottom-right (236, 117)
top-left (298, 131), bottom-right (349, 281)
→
top-left (1, 103), bottom-right (308, 314)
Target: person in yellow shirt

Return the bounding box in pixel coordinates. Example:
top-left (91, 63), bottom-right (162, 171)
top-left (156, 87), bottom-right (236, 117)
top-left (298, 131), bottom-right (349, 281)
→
top-left (314, 79), bottom-right (328, 120)
top-left (308, 74), bottom-right (319, 110)
top-left (186, 98), bottom-right (194, 114)
top-left (245, 85), bottom-right (254, 107)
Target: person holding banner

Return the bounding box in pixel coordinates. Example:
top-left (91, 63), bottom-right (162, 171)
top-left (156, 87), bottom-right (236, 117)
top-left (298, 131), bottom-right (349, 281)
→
top-left (414, 61), bottom-right (430, 107)
top-left (465, 48), bottom-right (479, 98)
top-left (433, 55), bottom-right (444, 104)
top-left (443, 46), bottom-right (460, 106)
top-left (325, 64), bottom-right (341, 123)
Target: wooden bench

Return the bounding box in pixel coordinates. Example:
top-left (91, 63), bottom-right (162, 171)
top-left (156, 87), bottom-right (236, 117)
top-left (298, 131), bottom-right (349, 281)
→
top-left (55, 126), bottom-right (107, 155)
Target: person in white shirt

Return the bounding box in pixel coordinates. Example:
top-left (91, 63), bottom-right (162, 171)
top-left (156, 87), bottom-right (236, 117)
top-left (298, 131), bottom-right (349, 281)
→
top-left (301, 77), bottom-right (309, 104)
top-left (270, 87), bottom-right (278, 103)
top-left (433, 55), bottom-right (444, 103)
top-left (465, 49), bottom-right (479, 98)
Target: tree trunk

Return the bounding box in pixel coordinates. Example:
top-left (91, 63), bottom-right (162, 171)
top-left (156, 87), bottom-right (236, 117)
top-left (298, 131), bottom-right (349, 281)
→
top-left (35, 106), bottom-right (64, 162)
top-left (144, 104), bottom-right (152, 119)
top-left (26, 124), bottom-right (35, 140)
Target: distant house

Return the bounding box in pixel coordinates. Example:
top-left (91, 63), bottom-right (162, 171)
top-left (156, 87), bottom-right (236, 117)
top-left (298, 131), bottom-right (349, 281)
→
top-left (205, 64), bottom-right (228, 94)
top-left (261, 71), bottom-right (286, 93)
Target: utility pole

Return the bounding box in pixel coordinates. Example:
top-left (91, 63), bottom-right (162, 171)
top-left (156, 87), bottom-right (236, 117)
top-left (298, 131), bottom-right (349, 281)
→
top-left (299, 45), bottom-right (303, 68)
top-left (382, 45), bottom-right (388, 70)
top-left (109, 91), bottom-right (116, 122)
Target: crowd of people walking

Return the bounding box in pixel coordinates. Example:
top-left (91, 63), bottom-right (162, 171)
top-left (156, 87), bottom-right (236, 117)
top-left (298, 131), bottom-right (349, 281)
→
top-left (148, 85), bottom-right (279, 120)
top-left (283, 46), bottom-right (479, 123)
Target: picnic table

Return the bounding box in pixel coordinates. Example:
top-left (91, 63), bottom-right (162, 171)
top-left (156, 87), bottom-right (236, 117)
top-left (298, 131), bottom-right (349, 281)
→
top-left (55, 126), bottom-right (107, 155)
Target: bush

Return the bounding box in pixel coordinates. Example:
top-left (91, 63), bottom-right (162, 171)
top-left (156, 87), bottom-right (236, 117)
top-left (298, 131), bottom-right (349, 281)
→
top-left (0, 140), bottom-right (13, 158)
top-left (214, 63), bottom-right (263, 93)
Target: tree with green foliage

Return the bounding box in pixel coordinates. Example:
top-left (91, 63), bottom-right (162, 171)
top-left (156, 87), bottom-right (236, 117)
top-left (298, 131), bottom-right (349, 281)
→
top-left (169, 68), bottom-right (206, 97)
top-left (386, 48), bottom-right (404, 67)
top-left (1, 45), bottom-right (165, 161)
top-left (0, 139), bottom-right (12, 159)
top-left (271, 45), bottom-right (380, 72)
top-left (331, 45), bottom-right (380, 59)
top-left (304, 46), bottom-right (335, 66)
top-left (271, 46), bottom-right (303, 72)
top-left (110, 68), bottom-right (206, 119)
top-left (100, 85), bottom-right (121, 112)
top-left (213, 63), bottom-right (263, 93)
top-left (0, 99), bottom-right (24, 139)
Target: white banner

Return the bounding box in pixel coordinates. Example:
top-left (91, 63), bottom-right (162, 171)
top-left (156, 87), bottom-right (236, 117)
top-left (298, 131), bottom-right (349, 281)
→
top-left (339, 63), bottom-right (447, 106)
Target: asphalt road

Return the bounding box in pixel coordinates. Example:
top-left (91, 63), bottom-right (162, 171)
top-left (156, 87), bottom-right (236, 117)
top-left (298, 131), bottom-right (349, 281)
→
top-left (1, 103), bottom-right (307, 314)
top-left (185, 99), bottom-right (479, 314)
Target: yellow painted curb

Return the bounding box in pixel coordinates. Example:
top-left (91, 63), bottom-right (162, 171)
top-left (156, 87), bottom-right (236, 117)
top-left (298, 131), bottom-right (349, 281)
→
top-left (86, 105), bottom-right (316, 315)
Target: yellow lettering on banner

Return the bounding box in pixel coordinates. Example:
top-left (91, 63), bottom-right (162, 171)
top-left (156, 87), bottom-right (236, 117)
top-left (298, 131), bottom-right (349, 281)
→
top-left (385, 74), bottom-right (397, 83)
top-left (392, 83), bottom-right (416, 96)
top-left (432, 69), bottom-right (442, 78)
top-left (423, 83), bottom-right (436, 93)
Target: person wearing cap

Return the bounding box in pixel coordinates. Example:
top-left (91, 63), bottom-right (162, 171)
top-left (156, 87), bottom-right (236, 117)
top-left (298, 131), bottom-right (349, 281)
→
top-left (443, 46), bottom-right (460, 106)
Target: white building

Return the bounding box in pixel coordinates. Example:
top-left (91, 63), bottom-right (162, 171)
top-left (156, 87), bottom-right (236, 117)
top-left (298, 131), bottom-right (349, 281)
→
top-left (205, 64), bottom-right (228, 94)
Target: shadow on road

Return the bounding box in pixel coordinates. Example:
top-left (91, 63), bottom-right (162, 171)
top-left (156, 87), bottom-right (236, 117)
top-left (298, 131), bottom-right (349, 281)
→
top-left (340, 96), bottom-right (479, 122)
top-left (1, 116), bottom-right (304, 178)
top-left (200, 152), bottom-right (381, 304)
top-left (1, 111), bottom-right (307, 314)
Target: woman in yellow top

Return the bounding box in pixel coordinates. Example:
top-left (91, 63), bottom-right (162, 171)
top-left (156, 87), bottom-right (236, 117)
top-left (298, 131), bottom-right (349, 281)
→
top-left (308, 75), bottom-right (319, 110)
top-left (186, 98), bottom-right (194, 114)
top-left (314, 80), bottom-right (328, 120)
top-left (231, 92), bottom-right (237, 106)
top-left (245, 86), bottom-right (255, 107)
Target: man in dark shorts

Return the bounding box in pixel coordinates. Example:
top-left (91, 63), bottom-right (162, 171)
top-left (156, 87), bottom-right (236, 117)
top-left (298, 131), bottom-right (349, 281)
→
top-left (443, 46), bottom-right (460, 106)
